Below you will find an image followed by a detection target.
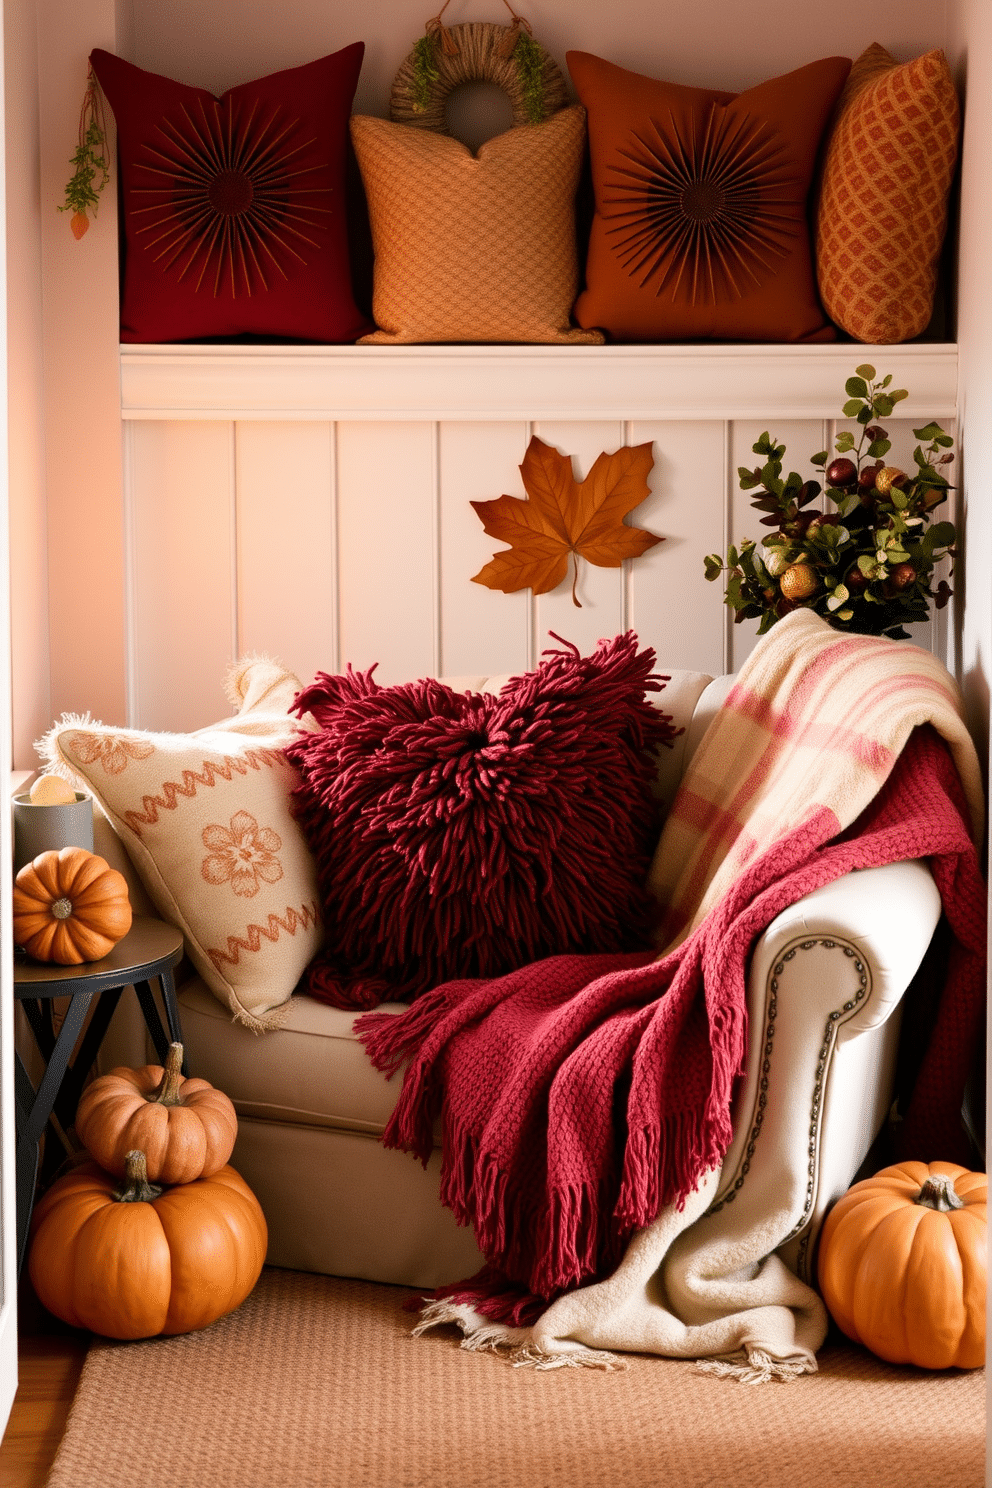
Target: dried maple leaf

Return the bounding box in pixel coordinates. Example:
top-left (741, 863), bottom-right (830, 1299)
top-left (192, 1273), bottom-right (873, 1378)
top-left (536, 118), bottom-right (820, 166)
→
top-left (471, 436), bottom-right (663, 607)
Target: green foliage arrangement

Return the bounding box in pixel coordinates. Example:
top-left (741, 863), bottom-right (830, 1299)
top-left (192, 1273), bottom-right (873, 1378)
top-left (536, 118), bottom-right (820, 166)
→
top-left (704, 366), bottom-right (956, 640)
top-left (59, 68), bottom-right (109, 239)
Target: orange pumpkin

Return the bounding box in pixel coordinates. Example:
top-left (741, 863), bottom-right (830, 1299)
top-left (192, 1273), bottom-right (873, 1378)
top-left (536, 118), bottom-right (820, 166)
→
top-left (818, 1160), bottom-right (986, 1369)
top-left (29, 1149), bottom-right (267, 1339)
top-left (13, 846), bottom-right (132, 964)
top-left (75, 1042), bottom-right (238, 1184)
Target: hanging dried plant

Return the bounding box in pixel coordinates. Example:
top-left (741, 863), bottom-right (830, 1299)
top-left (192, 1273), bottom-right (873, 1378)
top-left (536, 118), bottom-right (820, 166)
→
top-left (60, 67), bottom-right (110, 239)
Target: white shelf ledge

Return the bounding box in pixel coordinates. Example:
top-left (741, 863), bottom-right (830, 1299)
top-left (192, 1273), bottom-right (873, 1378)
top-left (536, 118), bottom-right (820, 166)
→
top-left (119, 342), bottom-right (958, 423)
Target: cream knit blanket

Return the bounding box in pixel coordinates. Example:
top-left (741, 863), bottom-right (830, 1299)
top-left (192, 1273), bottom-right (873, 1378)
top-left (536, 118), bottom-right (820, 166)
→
top-left (418, 611), bottom-right (984, 1379)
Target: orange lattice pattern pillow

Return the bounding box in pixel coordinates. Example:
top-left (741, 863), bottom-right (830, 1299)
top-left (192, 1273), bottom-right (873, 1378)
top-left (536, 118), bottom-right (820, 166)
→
top-left (815, 43), bottom-right (960, 344)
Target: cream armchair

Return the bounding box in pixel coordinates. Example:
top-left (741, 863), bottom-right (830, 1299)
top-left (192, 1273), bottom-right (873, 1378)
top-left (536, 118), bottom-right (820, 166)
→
top-left (97, 669), bottom-right (943, 1292)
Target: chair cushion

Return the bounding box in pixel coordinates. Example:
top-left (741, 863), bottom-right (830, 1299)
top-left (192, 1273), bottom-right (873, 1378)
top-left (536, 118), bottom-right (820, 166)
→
top-left (179, 977), bottom-right (409, 1136)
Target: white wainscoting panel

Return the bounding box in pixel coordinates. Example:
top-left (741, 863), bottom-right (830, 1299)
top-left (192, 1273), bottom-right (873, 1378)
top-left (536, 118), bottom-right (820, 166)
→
top-left (235, 422), bottom-right (337, 689)
top-left (125, 420), bottom-right (236, 733)
top-left (336, 421), bottom-right (438, 688)
top-left (437, 421), bottom-right (532, 679)
top-left (629, 419), bottom-right (728, 676)
top-left (120, 346), bottom-right (958, 730)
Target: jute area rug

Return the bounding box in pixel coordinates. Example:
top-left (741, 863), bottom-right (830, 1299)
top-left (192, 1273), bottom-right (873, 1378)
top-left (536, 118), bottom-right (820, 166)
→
top-left (48, 1267), bottom-right (984, 1488)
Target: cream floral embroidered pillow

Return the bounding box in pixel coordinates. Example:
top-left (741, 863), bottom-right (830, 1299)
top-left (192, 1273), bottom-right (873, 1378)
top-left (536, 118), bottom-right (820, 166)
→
top-left (42, 657), bottom-right (322, 1030)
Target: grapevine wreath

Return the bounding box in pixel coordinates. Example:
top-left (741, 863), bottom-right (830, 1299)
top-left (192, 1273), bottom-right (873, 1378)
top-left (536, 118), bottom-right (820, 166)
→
top-left (389, 2), bottom-right (568, 132)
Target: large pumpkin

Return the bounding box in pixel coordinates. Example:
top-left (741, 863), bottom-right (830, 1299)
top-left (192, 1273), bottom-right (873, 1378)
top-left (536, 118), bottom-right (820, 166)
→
top-left (29, 1149), bottom-right (267, 1339)
top-left (75, 1041), bottom-right (237, 1184)
top-left (13, 846), bottom-right (132, 964)
top-left (818, 1160), bottom-right (986, 1369)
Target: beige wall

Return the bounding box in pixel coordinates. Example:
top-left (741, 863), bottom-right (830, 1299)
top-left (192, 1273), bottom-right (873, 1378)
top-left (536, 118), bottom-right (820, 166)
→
top-left (129, 0), bottom-right (943, 103)
top-left (6, 0), bottom-right (130, 762)
top-left (5, 0), bottom-right (48, 765)
top-left (948, 0), bottom-right (992, 767)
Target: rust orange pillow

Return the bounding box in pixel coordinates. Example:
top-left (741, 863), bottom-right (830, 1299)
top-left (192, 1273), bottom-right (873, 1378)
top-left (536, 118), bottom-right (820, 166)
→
top-left (815, 44), bottom-right (960, 344)
top-left (567, 52), bottom-right (851, 343)
top-left (90, 46), bottom-right (370, 344)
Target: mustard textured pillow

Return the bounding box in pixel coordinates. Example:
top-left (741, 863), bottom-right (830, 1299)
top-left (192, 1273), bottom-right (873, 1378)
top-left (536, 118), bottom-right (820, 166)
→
top-left (351, 106), bottom-right (603, 345)
top-left (42, 658), bottom-right (322, 1031)
top-left (815, 44), bottom-right (960, 343)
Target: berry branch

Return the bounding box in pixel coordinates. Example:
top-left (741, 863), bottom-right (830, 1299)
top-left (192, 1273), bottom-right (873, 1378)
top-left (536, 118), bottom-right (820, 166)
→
top-left (703, 365), bottom-right (956, 639)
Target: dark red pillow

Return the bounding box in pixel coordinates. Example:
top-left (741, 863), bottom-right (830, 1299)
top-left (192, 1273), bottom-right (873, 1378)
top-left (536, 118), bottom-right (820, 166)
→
top-left (285, 633), bottom-right (680, 1010)
top-left (90, 46), bottom-right (370, 344)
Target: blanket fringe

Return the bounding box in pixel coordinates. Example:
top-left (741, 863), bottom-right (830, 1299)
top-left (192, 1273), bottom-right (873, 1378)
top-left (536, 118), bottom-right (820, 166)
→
top-left (356, 982), bottom-right (464, 1079)
top-left (507, 1342), bottom-right (627, 1372)
top-left (413, 1299), bottom-right (626, 1371)
top-left (695, 1348), bottom-right (817, 1385)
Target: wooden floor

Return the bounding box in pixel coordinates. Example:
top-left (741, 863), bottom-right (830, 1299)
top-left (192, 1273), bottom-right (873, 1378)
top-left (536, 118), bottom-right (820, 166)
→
top-left (0, 1279), bottom-right (89, 1488)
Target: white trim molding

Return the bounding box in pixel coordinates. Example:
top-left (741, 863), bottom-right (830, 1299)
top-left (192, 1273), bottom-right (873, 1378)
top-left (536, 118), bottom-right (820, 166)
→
top-left (120, 343), bottom-right (959, 423)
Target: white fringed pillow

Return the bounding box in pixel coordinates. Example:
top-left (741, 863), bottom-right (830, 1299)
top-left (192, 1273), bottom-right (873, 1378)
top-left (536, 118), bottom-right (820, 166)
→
top-left (42, 658), bottom-right (322, 1031)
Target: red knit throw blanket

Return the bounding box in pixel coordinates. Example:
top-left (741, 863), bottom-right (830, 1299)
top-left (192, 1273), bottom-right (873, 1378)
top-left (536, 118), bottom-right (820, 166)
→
top-left (358, 727), bottom-right (985, 1309)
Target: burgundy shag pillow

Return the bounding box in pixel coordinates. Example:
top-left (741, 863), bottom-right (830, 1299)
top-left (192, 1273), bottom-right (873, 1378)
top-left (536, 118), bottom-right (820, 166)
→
top-left (285, 633), bottom-right (680, 1010)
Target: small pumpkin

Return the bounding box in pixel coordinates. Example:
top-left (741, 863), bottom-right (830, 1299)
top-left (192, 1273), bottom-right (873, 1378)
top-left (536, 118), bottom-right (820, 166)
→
top-left (75, 1042), bottom-right (238, 1184)
top-left (29, 1149), bottom-right (267, 1339)
top-left (13, 846), bottom-right (132, 964)
top-left (818, 1160), bottom-right (986, 1370)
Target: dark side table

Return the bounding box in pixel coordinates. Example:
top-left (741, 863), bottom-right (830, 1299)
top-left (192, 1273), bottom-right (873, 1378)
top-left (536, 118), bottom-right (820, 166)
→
top-left (14, 915), bottom-right (186, 1276)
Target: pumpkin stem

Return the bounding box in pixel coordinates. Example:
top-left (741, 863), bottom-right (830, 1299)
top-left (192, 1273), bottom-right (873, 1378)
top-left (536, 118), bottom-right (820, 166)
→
top-left (916, 1174), bottom-right (965, 1212)
top-left (149, 1042), bottom-right (185, 1107)
top-left (114, 1149), bottom-right (163, 1204)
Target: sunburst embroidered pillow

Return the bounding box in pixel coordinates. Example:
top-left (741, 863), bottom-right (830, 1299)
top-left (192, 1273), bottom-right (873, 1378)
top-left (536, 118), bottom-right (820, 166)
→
top-left (41, 658), bottom-right (322, 1030)
top-left (567, 52), bottom-right (851, 342)
top-left (89, 46), bottom-right (369, 344)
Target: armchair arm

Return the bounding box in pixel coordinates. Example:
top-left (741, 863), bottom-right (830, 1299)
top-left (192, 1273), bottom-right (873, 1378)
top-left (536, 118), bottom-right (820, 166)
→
top-left (707, 859), bottom-right (942, 1282)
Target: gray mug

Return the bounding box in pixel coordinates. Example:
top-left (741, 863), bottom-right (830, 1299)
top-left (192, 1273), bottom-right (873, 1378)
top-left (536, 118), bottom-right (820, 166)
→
top-left (13, 792), bottom-right (95, 875)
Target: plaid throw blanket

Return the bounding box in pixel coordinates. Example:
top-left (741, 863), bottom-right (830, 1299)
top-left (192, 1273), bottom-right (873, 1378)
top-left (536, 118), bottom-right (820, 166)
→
top-left (358, 612), bottom-right (986, 1358)
top-left (648, 610), bottom-right (984, 950)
